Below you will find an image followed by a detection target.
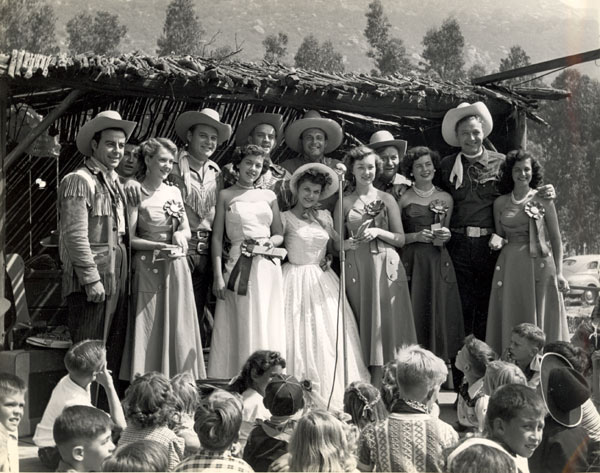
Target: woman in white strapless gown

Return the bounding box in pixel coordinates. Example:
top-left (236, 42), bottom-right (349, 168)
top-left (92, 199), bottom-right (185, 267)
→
top-left (282, 163), bottom-right (369, 409)
top-left (207, 145), bottom-right (286, 378)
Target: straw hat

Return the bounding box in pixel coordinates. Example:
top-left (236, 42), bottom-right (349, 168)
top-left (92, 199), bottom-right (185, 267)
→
top-left (235, 113), bottom-right (284, 147)
top-left (289, 162), bottom-right (339, 200)
top-left (284, 110), bottom-right (343, 154)
top-left (368, 130), bottom-right (407, 158)
top-left (174, 108), bottom-right (232, 144)
top-left (441, 102), bottom-right (493, 147)
top-left (76, 110), bottom-right (136, 157)
top-left (540, 352), bottom-right (590, 427)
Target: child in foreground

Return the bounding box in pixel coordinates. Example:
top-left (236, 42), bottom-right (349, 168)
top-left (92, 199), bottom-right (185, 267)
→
top-left (118, 371), bottom-right (184, 470)
top-left (34, 340), bottom-right (126, 470)
top-left (358, 344), bottom-right (458, 472)
top-left (170, 372), bottom-right (200, 455)
top-left (0, 373), bottom-right (26, 473)
top-left (101, 440), bottom-right (169, 472)
top-left (503, 323), bottom-right (545, 388)
top-left (343, 381), bottom-right (388, 430)
top-left (175, 389), bottom-right (253, 472)
top-left (454, 334), bottom-right (496, 432)
top-left (486, 383), bottom-right (546, 473)
top-left (243, 373), bottom-right (304, 471)
top-left (53, 405), bottom-right (115, 472)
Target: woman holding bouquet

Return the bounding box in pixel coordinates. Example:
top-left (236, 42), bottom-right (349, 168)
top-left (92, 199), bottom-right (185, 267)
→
top-left (398, 147), bottom-right (464, 365)
top-left (207, 144), bottom-right (287, 378)
top-left (334, 146), bottom-right (416, 385)
top-left (485, 149), bottom-right (569, 353)
top-left (121, 138), bottom-right (205, 380)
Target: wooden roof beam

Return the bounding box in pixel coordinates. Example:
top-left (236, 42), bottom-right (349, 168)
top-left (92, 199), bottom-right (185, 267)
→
top-left (5, 88), bottom-right (85, 169)
top-left (472, 48), bottom-right (600, 85)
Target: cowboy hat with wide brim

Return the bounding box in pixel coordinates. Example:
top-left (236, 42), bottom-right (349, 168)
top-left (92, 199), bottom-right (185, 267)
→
top-left (235, 113), bottom-right (284, 147)
top-left (441, 101), bottom-right (493, 148)
top-left (290, 162), bottom-right (339, 201)
top-left (175, 108), bottom-right (232, 144)
top-left (368, 130), bottom-right (408, 157)
top-left (540, 352), bottom-right (590, 427)
top-left (284, 110), bottom-right (343, 154)
top-left (76, 110), bottom-right (137, 157)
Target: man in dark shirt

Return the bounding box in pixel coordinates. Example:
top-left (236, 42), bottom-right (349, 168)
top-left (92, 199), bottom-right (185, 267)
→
top-left (439, 102), bottom-right (554, 341)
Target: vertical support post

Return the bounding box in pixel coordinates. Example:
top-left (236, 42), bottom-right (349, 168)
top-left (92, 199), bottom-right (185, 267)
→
top-left (0, 79), bottom-right (10, 342)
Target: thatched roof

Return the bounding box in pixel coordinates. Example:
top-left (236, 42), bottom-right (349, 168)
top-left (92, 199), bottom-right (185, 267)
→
top-left (0, 49), bottom-right (546, 260)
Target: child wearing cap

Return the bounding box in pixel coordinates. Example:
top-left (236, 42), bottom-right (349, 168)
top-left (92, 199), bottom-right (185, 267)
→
top-left (528, 353), bottom-right (591, 473)
top-left (243, 374), bottom-right (304, 472)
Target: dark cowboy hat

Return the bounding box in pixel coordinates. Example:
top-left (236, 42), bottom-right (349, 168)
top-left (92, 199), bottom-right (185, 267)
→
top-left (540, 352), bottom-right (590, 427)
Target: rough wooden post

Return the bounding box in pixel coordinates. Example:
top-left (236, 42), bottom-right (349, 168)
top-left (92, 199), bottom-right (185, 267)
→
top-left (0, 79), bottom-right (10, 343)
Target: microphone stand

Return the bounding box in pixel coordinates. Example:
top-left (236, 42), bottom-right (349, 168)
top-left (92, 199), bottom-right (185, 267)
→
top-left (336, 169), bottom-right (348, 388)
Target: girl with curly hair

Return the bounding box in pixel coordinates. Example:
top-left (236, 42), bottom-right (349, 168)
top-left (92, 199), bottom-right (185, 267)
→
top-left (207, 144), bottom-right (287, 379)
top-left (485, 149), bottom-right (569, 354)
top-left (334, 145), bottom-right (416, 387)
top-left (282, 163), bottom-right (369, 408)
top-left (120, 137), bottom-right (205, 381)
top-left (118, 371), bottom-right (184, 470)
top-left (229, 350), bottom-right (286, 449)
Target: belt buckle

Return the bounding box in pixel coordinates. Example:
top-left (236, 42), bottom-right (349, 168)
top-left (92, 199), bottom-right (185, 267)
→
top-left (466, 226), bottom-right (481, 238)
top-left (196, 241), bottom-right (209, 254)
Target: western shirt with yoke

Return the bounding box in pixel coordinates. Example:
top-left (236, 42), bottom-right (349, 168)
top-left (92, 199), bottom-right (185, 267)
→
top-left (58, 157), bottom-right (126, 298)
top-left (168, 150), bottom-right (220, 232)
top-left (439, 149), bottom-right (505, 229)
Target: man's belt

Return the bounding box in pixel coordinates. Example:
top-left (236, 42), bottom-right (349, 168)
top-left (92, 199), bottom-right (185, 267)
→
top-left (190, 230), bottom-right (211, 255)
top-left (451, 227), bottom-right (494, 238)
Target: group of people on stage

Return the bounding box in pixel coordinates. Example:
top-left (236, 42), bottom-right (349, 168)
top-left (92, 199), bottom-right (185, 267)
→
top-left (56, 99), bottom-right (571, 409)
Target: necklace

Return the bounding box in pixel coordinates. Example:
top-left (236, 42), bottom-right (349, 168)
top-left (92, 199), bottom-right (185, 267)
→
top-left (413, 185), bottom-right (435, 198)
top-left (236, 181), bottom-right (255, 190)
top-left (511, 189), bottom-right (531, 205)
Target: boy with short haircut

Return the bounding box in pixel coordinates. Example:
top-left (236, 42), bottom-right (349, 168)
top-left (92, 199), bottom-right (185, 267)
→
top-left (53, 405), bottom-right (115, 472)
top-left (33, 340), bottom-right (126, 469)
top-left (0, 373), bottom-right (26, 473)
top-left (454, 334), bottom-right (497, 431)
top-left (486, 384), bottom-right (546, 473)
top-left (503, 323), bottom-right (545, 388)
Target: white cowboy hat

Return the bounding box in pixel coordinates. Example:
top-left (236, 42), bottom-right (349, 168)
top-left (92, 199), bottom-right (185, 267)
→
top-left (175, 108), bottom-right (232, 144)
top-left (368, 130), bottom-right (408, 157)
top-left (235, 113), bottom-right (284, 147)
top-left (441, 102), bottom-right (493, 147)
top-left (284, 110), bottom-right (343, 154)
top-left (76, 110), bottom-right (137, 157)
top-left (290, 162), bottom-right (339, 201)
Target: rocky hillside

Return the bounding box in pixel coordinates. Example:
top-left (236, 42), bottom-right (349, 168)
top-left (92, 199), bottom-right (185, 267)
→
top-left (49, 0), bottom-right (599, 78)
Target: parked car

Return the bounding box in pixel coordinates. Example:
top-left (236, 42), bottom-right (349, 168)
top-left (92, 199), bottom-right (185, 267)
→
top-left (563, 255), bottom-right (600, 305)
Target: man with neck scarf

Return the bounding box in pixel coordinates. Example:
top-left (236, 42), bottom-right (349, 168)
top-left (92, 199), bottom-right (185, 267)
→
top-left (170, 108), bottom-right (232, 343)
top-left (438, 102), bottom-right (554, 342)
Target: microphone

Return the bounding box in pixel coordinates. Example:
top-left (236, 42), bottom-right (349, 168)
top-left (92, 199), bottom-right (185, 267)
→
top-left (335, 163), bottom-right (347, 173)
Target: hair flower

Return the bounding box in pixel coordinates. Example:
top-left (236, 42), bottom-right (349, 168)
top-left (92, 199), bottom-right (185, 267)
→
top-left (524, 201), bottom-right (545, 220)
top-left (300, 379), bottom-right (313, 392)
top-left (163, 200), bottom-right (184, 220)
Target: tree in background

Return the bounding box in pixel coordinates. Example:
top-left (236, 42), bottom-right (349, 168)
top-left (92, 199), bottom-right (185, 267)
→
top-left (498, 45), bottom-right (542, 86)
top-left (364, 0), bottom-right (411, 76)
top-left (529, 69), bottom-right (600, 253)
top-left (66, 10), bottom-right (127, 55)
top-left (157, 0), bottom-right (205, 56)
top-left (0, 0), bottom-right (59, 54)
top-left (421, 17), bottom-right (465, 81)
top-left (467, 63), bottom-right (487, 81)
top-left (263, 32), bottom-right (288, 63)
top-left (294, 35), bottom-right (344, 73)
